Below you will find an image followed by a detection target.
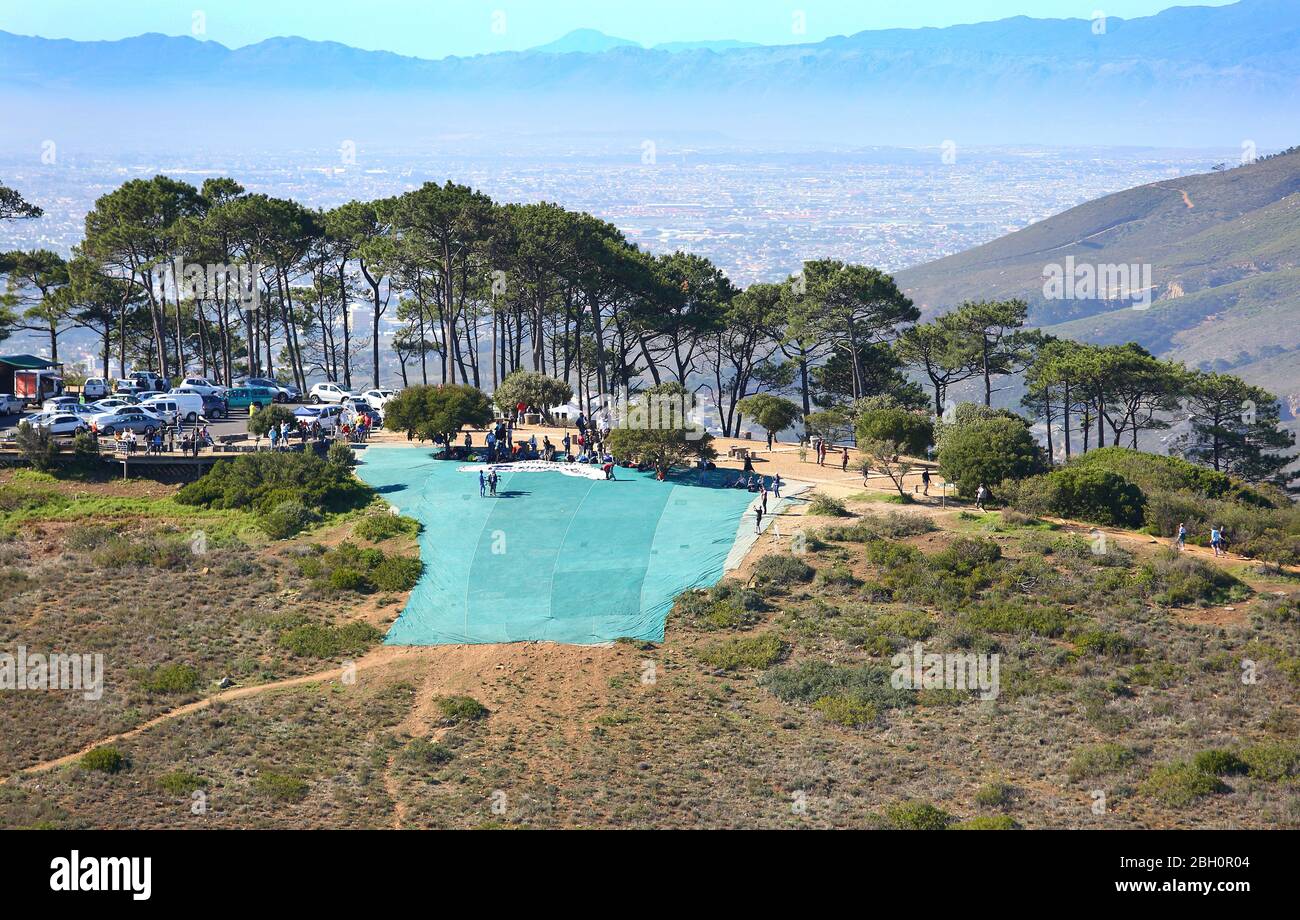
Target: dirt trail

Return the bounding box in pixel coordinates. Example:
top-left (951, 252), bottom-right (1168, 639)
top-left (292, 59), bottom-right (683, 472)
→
top-left (4, 645), bottom-right (424, 782)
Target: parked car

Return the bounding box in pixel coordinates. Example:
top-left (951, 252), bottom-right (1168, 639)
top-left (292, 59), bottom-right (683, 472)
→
top-left (224, 386), bottom-right (280, 412)
top-left (140, 392), bottom-right (206, 424)
top-left (42, 396), bottom-right (82, 412)
top-left (173, 377), bottom-right (227, 399)
top-left (81, 377), bottom-right (111, 399)
top-left (89, 397), bottom-right (138, 413)
top-left (359, 388), bottom-right (397, 410)
top-left (343, 396), bottom-right (380, 421)
top-left (235, 377), bottom-right (299, 402)
top-left (294, 404), bottom-right (345, 432)
top-left (0, 394), bottom-right (23, 415)
top-left (307, 382), bottom-right (350, 404)
top-left (128, 371), bottom-right (168, 392)
top-left (91, 407), bottom-right (163, 436)
top-left (201, 394), bottom-right (229, 420)
top-left (23, 412), bottom-right (90, 437)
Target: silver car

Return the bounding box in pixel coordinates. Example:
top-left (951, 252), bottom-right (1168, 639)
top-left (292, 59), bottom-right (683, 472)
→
top-left (92, 407), bottom-right (163, 436)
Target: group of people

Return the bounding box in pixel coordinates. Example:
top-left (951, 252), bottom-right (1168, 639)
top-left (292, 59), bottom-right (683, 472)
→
top-left (810, 437), bottom-right (850, 472)
top-left (1175, 522), bottom-right (1231, 556)
top-left (112, 423), bottom-right (213, 456)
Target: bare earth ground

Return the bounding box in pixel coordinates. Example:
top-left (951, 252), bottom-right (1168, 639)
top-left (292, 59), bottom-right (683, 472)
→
top-left (3, 428), bottom-right (1298, 829)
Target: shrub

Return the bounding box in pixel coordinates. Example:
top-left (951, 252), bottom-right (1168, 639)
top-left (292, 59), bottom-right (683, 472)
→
top-left (937, 416), bottom-right (1042, 498)
top-left (157, 771), bottom-right (205, 795)
top-left (81, 746), bottom-right (126, 773)
top-left (929, 537), bottom-right (1001, 576)
top-left (974, 779), bottom-right (1015, 809)
top-left (671, 580), bottom-right (765, 631)
top-left (1141, 761), bottom-right (1226, 807)
top-left (254, 771), bottom-right (309, 802)
top-left (1191, 749), bottom-right (1247, 777)
top-left (1011, 467), bottom-right (1146, 529)
top-left (1072, 629), bottom-right (1142, 660)
top-left (751, 554), bottom-right (814, 588)
top-left (401, 738), bottom-right (454, 767)
top-left (813, 694), bottom-right (879, 727)
top-left (246, 404), bottom-right (298, 438)
top-left (260, 500), bottom-right (322, 539)
top-left (354, 513), bottom-right (421, 542)
top-left (807, 494), bottom-right (850, 517)
top-left (177, 452), bottom-right (370, 517)
top-left (327, 441), bottom-right (356, 468)
top-left (1069, 447), bottom-right (1272, 507)
top-left (277, 621), bottom-right (382, 658)
top-left (1136, 551), bottom-right (1248, 607)
top-left (14, 421), bottom-right (60, 472)
top-left (883, 801), bottom-right (954, 830)
top-left (1238, 743), bottom-right (1300, 781)
top-left (762, 659), bottom-right (914, 710)
top-left (696, 634), bottom-right (785, 671)
top-left (328, 567), bottom-right (370, 592)
top-left (135, 663), bottom-right (201, 694)
top-left (370, 554), bottom-right (423, 592)
top-left (952, 815), bottom-right (1019, 830)
top-left (1067, 744), bottom-right (1137, 782)
top-left (435, 695), bottom-right (489, 723)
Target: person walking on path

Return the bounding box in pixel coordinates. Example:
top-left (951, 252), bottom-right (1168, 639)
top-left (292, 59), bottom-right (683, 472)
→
top-left (754, 503), bottom-right (764, 534)
top-left (1175, 522), bottom-right (1187, 551)
top-left (841, 447), bottom-right (849, 473)
top-left (921, 468), bottom-right (931, 496)
top-left (1211, 524), bottom-right (1225, 557)
top-left (760, 481), bottom-right (769, 512)
top-left (773, 473), bottom-right (782, 499)
top-left (975, 483), bottom-right (988, 512)
top-left (766, 429), bottom-right (774, 451)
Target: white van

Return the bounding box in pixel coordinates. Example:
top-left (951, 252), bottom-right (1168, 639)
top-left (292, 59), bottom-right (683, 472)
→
top-left (139, 392), bottom-right (206, 424)
top-left (82, 377), bottom-right (111, 399)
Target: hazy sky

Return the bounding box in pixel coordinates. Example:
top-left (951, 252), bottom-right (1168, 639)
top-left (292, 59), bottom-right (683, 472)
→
top-left (0, 0), bottom-right (1239, 57)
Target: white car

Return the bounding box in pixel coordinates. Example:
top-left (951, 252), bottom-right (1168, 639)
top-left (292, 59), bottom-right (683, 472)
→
top-left (294, 404), bottom-right (345, 432)
top-left (89, 397), bottom-right (137, 413)
top-left (42, 396), bottom-right (82, 412)
top-left (24, 413), bottom-right (90, 437)
top-left (0, 394), bottom-right (23, 415)
top-left (174, 377), bottom-right (226, 399)
top-left (140, 392), bottom-right (206, 424)
top-left (81, 377), bottom-right (112, 399)
top-left (359, 388), bottom-right (397, 410)
top-left (308, 382), bottom-right (350, 405)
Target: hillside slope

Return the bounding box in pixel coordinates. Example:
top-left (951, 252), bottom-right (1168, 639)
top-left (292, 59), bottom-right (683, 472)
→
top-left (895, 147), bottom-right (1300, 413)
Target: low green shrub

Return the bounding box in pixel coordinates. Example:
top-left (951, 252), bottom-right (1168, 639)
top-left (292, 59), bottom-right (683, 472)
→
top-left (952, 815), bottom-right (1019, 830)
top-left (81, 746), bottom-right (126, 773)
top-left (807, 494), bottom-right (850, 517)
top-left (696, 634), bottom-right (785, 671)
top-left (883, 800), bottom-right (954, 830)
top-left (354, 513), bottom-right (421, 542)
top-left (1141, 761), bottom-right (1227, 807)
top-left (134, 663), bottom-right (201, 694)
top-left (277, 621), bottom-right (382, 658)
top-left (813, 694), bottom-right (878, 727)
top-left (1067, 744), bottom-right (1138, 781)
top-left (751, 554), bottom-right (814, 588)
top-left (254, 771), bottom-right (309, 802)
top-left (435, 695), bottom-right (489, 723)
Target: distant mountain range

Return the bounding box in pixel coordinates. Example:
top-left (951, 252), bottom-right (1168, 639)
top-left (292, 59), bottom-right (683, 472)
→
top-left (0, 1), bottom-right (1294, 146)
top-left (529, 29), bottom-right (760, 55)
top-left (895, 146), bottom-right (1300, 416)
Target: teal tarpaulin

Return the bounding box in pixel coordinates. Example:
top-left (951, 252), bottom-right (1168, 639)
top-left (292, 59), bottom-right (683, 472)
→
top-left (356, 446), bottom-right (760, 646)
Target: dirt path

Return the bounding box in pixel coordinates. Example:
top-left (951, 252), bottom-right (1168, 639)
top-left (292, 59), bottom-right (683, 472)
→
top-left (4, 645), bottom-right (424, 782)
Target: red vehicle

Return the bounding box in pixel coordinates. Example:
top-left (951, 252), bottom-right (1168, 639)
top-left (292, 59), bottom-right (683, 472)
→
top-left (14, 369), bottom-right (64, 406)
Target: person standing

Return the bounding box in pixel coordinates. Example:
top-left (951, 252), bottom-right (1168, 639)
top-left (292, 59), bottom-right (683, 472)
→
top-left (488, 470), bottom-right (498, 497)
top-left (766, 429), bottom-right (774, 452)
top-left (921, 468), bottom-right (931, 496)
top-left (1176, 522), bottom-right (1187, 551)
top-left (1210, 524), bottom-right (1224, 557)
top-left (760, 481), bottom-right (769, 513)
top-left (841, 447), bottom-right (849, 473)
top-left (773, 473), bottom-right (782, 499)
top-left (479, 470), bottom-right (487, 497)
top-left (975, 483), bottom-right (988, 512)
top-left (754, 504), bottom-right (764, 534)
